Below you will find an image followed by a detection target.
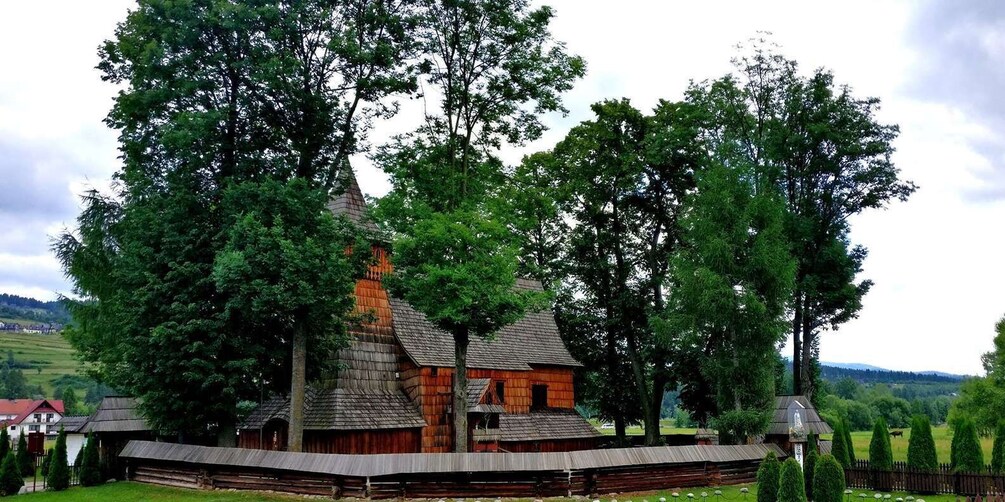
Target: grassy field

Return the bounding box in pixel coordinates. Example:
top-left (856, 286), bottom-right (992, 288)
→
top-left (0, 331), bottom-right (86, 397)
top-left (826, 425), bottom-right (992, 465)
top-left (591, 419), bottom-right (697, 436)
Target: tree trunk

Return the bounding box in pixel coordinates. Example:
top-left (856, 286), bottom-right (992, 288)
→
top-left (800, 313), bottom-right (815, 402)
top-left (646, 373), bottom-right (669, 446)
top-left (615, 416), bottom-right (627, 444)
top-left (453, 329), bottom-right (470, 453)
top-left (288, 328), bottom-right (307, 453)
top-left (216, 421), bottom-right (236, 447)
top-left (792, 291), bottom-right (803, 395)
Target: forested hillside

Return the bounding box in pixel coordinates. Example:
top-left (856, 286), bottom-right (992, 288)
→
top-left (0, 293), bottom-right (71, 324)
top-left (819, 364), bottom-right (964, 384)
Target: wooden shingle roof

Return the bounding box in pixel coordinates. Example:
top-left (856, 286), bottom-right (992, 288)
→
top-left (498, 409), bottom-right (601, 442)
top-left (327, 168), bottom-right (379, 234)
top-left (81, 397), bottom-right (151, 433)
top-left (389, 280), bottom-right (580, 370)
top-left (767, 395), bottom-right (832, 436)
top-left (240, 387), bottom-right (425, 431)
top-left (57, 415), bottom-right (89, 434)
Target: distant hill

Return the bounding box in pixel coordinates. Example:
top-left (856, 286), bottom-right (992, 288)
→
top-left (0, 293), bottom-right (71, 325)
top-left (818, 363), bottom-right (965, 384)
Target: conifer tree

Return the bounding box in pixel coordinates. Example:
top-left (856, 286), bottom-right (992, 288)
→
top-left (758, 451), bottom-right (782, 502)
top-left (952, 417), bottom-right (984, 473)
top-left (46, 426), bottom-right (68, 491)
top-left (991, 419), bottom-right (1005, 474)
top-left (807, 431), bottom-right (818, 456)
top-left (14, 431), bottom-right (31, 477)
top-left (907, 415), bottom-right (938, 470)
top-left (778, 457), bottom-right (807, 502)
top-left (804, 449), bottom-right (818, 501)
top-left (79, 433), bottom-right (102, 487)
top-left (843, 417), bottom-right (856, 463)
top-left (0, 451), bottom-right (22, 496)
top-left (0, 428), bottom-right (8, 461)
top-left (831, 420), bottom-right (851, 468)
top-left (813, 454), bottom-right (846, 502)
top-left (40, 449), bottom-right (52, 478)
top-left (869, 417), bottom-right (893, 470)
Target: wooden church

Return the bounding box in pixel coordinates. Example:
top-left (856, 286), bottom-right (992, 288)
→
top-left (238, 171), bottom-right (600, 454)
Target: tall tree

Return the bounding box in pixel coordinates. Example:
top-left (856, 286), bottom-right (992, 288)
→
top-left (375, 0), bottom-right (583, 452)
top-left (699, 42), bottom-right (916, 399)
top-left (950, 315), bottom-right (1005, 435)
top-left (907, 414), bottom-right (938, 470)
top-left (56, 0), bottom-right (419, 446)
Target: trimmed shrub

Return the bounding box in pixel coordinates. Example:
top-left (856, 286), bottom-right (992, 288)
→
top-left (0, 451), bottom-right (23, 496)
top-left (46, 426), bottom-right (69, 491)
top-left (757, 451), bottom-right (781, 502)
top-left (831, 420), bottom-right (851, 468)
top-left (0, 429), bottom-right (8, 462)
top-left (778, 457), bottom-right (807, 502)
top-left (992, 419), bottom-right (1005, 474)
top-left (953, 417), bottom-right (985, 473)
top-left (804, 449), bottom-right (818, 501)
top-left (842, 417), bottom-right (856, 463)
top-left (15, 431), bottom-right (31, 478)
top-left (79, 433), bottom-right (102, 487)
top-left (813, 454), bottom-right (846, 502)
top-left (40, 449), bottom-right (52, 478)
top-left (807, 431), bottom-right (818, 456)
top-left (869, 416), bottom-right (893, 470)
top-left (907, 414), bottom-right (938, 470)
top-left (73, 445), bottom-right (83, 468)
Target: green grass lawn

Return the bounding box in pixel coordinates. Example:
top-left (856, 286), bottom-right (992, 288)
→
top-left (590, 419), bottom-right (697, 436)
top-left (19, 482), bottom-right (305, 501)
top-left (824, 425), bottom-right (992, 465)
top-left (0, 331), bottom-right (86, 397)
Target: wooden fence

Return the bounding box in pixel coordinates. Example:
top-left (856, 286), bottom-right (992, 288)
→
top-left (846, 461), bottom-right (1005, 496)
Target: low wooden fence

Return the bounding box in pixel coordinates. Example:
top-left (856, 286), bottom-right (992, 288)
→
top-left (846, 461), bottom-right (1005, 496)
top-left (121, 441), bottom-right (777, 499)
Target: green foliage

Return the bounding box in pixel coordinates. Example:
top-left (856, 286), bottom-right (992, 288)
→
top-left (807, 431), bottom-right (818, 456)
top-left (757, 451), bottom-right (781, 502)
top-left (813, 454), bottom-right (846, 502)
top-left (869, 416), bottom-right (893, 470)
top-left (831, 419), bottom-right (851, 468)
top-left (0, 429), bottom-right (7, 462)
top-left (907, 414), bottom-right (938, 470)
top-left (992, 420), bottom-right (1005, 473)
top-left (870, 395), bottom-right (913, 428)
top-left (803, 449), bottom-right (817, 501)
top-left (79, 433), bottom-right (102, 487)
top-left (950, 317), bottom-right (1005, 436)
top-left (15, 432), bottom-right (31, 477)
top-left (951, 417), bottom-right (984, 472)
top-left (714, 410), bottom-right (772, 446)
top-left (46, 427), bottom-right (68, 491)
top-left (0, 451), bottom-right (22, 496)
top-left (843, 417), bottom-right (857, 463)
top-left (40, 449), bottom-right (52, 478)
top-left (777, 457), bottom-right (806, 502)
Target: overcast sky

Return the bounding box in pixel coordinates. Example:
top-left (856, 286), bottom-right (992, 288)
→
top-left (1, 1), bottom-right (1003, 375)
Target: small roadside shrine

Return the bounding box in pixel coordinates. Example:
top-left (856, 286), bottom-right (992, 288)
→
top-left (764, 395), bottom-right (831, 462)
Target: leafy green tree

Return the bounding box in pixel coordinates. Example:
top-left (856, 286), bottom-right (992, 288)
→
top-left (57, 0), bottom-right (419, 445)
top-left (0, 451), bottom-right (22, 497)
top-left (843, 417), bottom-right (857, 463)
top-left (830, 419), bottom-right (851, 468)
top-left (375, 0), bottom-right (583, 452)
top-left (699, 42), bottom-right (915, 399)
top-left (952, 417), bottom-right (984, 473)
top-left (869, 416), bottom-right (893, 470)
top-left (813, 454), bottom-right (846, 502)
top-left (59, 387), bottom-right (79, 416)
top-left (79, 433), bottom-right (102, 487)
top-left (992, 420), bottom-right (1005, 473)
top-left (757, 451), bottom-right (781, 502)
top-left (804, 449), bottom-right (818, 501)
top-left (664, 160), bottom-right (795, 443)
top-left (950, 316), bottom-right (1005, 435)
top-left (778, 457), bottom-right (807, 502)
top-left (46, 427), bottom-right (68, 491)
top-left (14, 432), bottom-right (31, 478)
top-left (907, 414), bottom-right (938, 470)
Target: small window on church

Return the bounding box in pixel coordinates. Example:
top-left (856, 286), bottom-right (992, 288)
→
top-left (531, 384), bottom-right (548, 409)
top-left (431, 367), bottom-right (438, 376)
top-left (495, 381), bottom-right (505, 404)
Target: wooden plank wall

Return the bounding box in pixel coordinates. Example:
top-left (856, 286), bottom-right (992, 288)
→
top-left (128, 457), bottom-right (762, 499)
top-left (237, 429), bottom-right (420, 454)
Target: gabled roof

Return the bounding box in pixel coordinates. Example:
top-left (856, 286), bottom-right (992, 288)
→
top-left (240, 387), bottom-right (425, 431)
top-left (327, 168), bottom-right (379, 234)
top-left (82, 397), bottom-right (151, 433)
top-left (767, 395), bottom-right (832, 436)
top-left (498, 409), bottom-right (601, 442)
top-left (5, 399), bottom-right (65, 425)
top-left (389, 279), bottom-right (581, 370)
top-left (58, 416), bottom-right (89, 433)
top-left (0, 399), bottom-right (35, 416)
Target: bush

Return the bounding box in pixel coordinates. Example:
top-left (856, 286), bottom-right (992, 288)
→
top-left (952, 417), bottom-right (985, 473)
top-left (992, 420), bottom-right (1005, 474)
top-left (757, 451), bottom-right (781, 502)
top-left (46, 427), bottom-right (69, 491)
top-left (831, 419), bottom-right (851, 468)
top-left (907, 414), bottom-right (938, 470)
top-left (0, 429), bottom-right (8, 462)
top-left (14, 431), bottom-right (31, 478)
top-left (803, 449), bottom-right (818, 501)
top-left (777, 457), bottom-right (806, 502)
top-left (79, 433), bottom-right (102, 487)
top-left (0, 451), bottom-right (22, 496)
top-left (869, 416), bottom-right (893, 470)
top-left (843, 417), bottom-right (856, 463)
top-left (813, 454), bottom-right (846, 502)
top-left (807, 431), bottom-right (817, 456)
top-left (40, 449), bottom-right (52, 478)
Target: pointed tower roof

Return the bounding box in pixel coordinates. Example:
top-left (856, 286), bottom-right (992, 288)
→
top-left (327, 168), bottom-right (379, 234)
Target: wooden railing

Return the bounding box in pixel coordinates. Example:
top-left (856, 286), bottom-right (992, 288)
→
top-left (846, 461), bottom-right (1005, 496)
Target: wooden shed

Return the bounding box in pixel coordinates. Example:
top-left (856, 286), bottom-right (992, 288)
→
top-left (239, 169), bottom-right (600, 454)
top-left (80, 397), bottom-right (155, 478)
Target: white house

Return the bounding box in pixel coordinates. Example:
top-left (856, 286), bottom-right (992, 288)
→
top-left (0, 399), bottom-right (65, 439)
top-left (58, 416), bottom-right (89, 465)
